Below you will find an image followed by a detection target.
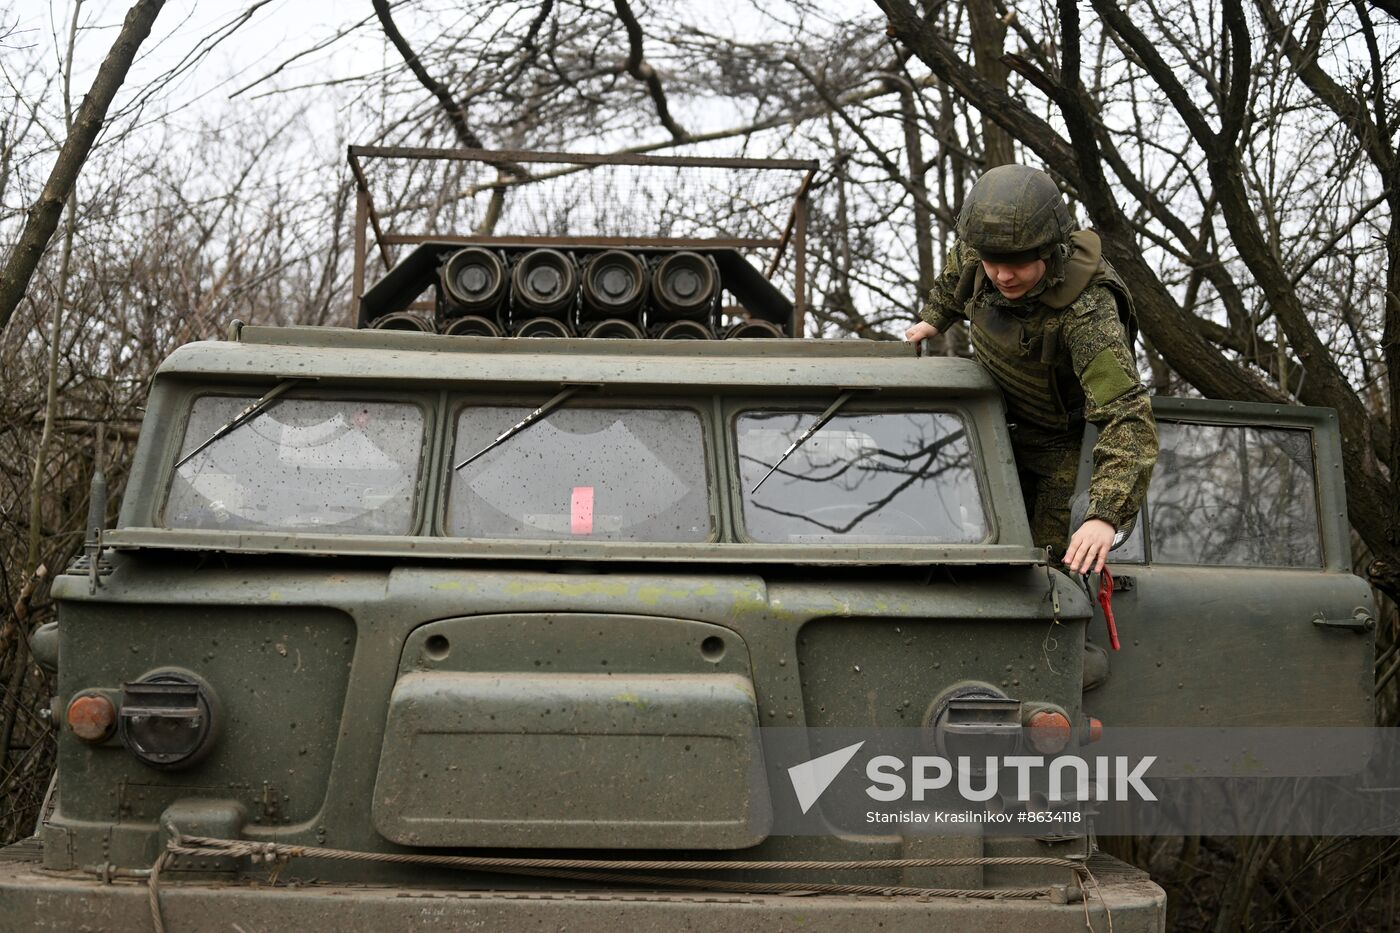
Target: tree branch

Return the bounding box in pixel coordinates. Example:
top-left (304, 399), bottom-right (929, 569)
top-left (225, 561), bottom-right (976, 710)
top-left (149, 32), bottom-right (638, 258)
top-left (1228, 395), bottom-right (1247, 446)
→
top-left (874, 0), bottom-right (1079, 177)
top-left (612, 0), bottom-right (687, 141)
top-left (786, 55), bottom-right (954, 226)
top-left (1220, 0), bottom-right (1253, 151)
top-left (1254, 0), bottom-right (1393, 174)
top-left (1364, 0), bottom-right (1400, 22)
top-left (0, 0), bottom-right (165, 335)
top-left (1087, 0), bottom-right (1222, 154)
top-left (371, 0), bottom-right (523, 233)
top-left (1094, 0), bottom-right (1398, 594)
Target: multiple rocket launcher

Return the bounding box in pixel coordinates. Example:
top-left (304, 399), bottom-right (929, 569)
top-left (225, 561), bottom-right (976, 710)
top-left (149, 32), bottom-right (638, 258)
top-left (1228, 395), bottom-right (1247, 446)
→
top-left (368, 246), bottom-right (787, 339)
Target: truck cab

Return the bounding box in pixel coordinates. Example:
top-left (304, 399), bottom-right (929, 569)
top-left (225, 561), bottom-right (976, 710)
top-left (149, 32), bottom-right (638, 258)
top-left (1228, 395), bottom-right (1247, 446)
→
top-left (0, 149), bottom-right (1375, 931)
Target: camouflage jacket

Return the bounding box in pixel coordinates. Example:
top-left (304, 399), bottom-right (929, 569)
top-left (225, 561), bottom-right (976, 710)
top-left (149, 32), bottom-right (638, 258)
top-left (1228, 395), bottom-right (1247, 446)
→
top-left (919, 237), bottom-right (1157, 530)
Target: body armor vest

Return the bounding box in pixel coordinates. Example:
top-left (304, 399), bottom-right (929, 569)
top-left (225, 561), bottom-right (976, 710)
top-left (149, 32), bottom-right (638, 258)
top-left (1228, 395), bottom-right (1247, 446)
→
top-left (954, 230), bottom-right (1136, 433)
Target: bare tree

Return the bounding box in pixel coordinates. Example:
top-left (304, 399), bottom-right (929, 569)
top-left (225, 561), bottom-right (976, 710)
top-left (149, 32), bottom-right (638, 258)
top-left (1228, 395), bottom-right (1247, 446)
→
top-left (0, 0), bottom-right (164, 334)
top-left (877, 0), bottom-right (1400, 601)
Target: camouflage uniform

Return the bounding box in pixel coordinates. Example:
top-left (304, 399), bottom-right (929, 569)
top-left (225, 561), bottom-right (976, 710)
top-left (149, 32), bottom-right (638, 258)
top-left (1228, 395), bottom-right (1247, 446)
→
top-left (920, 236), bottom-right (1157, 553)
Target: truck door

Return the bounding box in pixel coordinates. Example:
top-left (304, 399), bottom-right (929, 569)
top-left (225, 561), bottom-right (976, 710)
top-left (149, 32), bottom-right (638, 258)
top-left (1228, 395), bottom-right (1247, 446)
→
top-left (1078, 398), bottom-right (1375, 730)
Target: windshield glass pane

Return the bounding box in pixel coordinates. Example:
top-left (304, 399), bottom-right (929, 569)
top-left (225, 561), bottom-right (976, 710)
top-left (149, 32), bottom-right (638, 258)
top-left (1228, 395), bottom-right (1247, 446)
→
top-left (165, 396), bottom-right (424, 534)
top-left (737, 411), bottom-right (986, 544)
top-left (447, 406), bottom-right (711, 541)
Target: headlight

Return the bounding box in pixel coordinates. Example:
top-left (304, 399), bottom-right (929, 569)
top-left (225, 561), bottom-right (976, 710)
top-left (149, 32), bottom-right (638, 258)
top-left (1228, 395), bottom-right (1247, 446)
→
top-left (925, 683), bottom-right (1022, 760)
top-left (118, 670), bottom-right (219, 769)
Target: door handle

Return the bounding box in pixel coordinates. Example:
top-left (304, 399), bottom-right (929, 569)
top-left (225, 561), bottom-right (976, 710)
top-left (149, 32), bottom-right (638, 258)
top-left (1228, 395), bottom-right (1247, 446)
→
top-left (1311, 611), bottom-right (1375, 634)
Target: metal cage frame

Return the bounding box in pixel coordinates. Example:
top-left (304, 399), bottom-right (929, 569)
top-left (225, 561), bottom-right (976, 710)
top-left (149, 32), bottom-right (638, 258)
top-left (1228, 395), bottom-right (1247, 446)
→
top-left (346, 145), bottom-right (818, 336)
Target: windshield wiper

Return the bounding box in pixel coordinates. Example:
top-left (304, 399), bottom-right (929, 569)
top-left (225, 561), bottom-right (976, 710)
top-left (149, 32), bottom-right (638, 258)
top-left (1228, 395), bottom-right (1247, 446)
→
top-left (174, 378), bottom-right (312, 470)
top-left (454, 383), bottom-right (601, 471)
top-left (751, 389), bottom-right (866, 493)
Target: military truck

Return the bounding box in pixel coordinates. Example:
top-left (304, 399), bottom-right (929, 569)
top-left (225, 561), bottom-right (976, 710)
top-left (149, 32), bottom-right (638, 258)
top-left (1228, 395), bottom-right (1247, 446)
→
top-left (0, 150), bottom-right (1375, 931)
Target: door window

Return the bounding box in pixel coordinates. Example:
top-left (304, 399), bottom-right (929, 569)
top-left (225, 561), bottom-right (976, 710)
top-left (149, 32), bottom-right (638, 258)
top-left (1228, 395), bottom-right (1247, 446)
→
top-left (1147, 423), bottom-right (1322, 568)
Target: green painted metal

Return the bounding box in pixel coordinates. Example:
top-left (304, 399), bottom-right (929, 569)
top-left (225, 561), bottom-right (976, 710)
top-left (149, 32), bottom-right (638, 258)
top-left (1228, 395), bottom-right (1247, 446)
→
top-left (373, 613), bottom-right (768, 849)
top-left (1076, 399), bottom-right (1377, 737)
top-left (40, 562), bottom-right (1094, 875)
top-left (0, 846), bottom-right (1166, 931)
top-left (107, 327), bottom-right (1040, 565)
top-left (12, 323), bottom-right (1377, 929)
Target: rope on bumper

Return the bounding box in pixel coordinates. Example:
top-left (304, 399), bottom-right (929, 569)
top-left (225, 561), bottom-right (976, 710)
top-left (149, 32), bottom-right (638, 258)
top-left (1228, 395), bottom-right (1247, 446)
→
top-left (480, 864), bottom-right (1052, 897)
top-left (150, 833), bottom-right (1103, 932)
top-left (147, 851), bottom-right (169, 933)
top-left (169, 834), bottom-right (1084, 874)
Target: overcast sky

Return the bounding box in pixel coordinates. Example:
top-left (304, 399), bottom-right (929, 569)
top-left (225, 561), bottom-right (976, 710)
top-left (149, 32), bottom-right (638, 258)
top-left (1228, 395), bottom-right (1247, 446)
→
top-left (4, 0), bottom-right (802, 151)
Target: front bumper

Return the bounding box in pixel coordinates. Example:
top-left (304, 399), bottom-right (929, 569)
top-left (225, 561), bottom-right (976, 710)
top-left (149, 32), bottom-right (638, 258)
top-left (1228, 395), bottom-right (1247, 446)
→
top-left (0, 837), bottom-right (1164, 932)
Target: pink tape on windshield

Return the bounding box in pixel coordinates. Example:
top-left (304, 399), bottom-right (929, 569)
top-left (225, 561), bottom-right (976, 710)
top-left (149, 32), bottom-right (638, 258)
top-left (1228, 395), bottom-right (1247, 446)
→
top-left (571, 486), bottom-right (595, 535)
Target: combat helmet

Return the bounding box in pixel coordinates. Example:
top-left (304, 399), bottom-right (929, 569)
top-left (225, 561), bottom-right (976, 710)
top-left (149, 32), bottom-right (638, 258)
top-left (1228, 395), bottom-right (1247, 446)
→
top-left (957, 164), bottom-right (1072, 260)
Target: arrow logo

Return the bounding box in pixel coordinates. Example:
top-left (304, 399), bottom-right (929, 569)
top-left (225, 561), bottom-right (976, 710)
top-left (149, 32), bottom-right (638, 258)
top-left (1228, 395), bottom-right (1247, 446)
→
top-left (787, 741), bottom-right (864, 814)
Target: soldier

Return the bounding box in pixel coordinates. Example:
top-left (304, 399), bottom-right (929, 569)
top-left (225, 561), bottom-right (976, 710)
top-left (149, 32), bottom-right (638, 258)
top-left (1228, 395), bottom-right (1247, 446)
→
top-left (904, 164), bottom-right (1157, 574)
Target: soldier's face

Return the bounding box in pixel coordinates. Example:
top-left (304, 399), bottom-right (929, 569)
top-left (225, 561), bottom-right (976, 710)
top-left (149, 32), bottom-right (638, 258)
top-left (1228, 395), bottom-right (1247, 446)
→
top-left (982, 257), bottom-right (1047, 300)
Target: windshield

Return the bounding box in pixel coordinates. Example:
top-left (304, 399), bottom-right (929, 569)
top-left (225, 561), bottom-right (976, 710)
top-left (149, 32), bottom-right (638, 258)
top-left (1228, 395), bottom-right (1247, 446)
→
top-left (446, 406), bottom-right (712, 541)
top-left (736, 410), bottom-right (986, 544)
top-left (165, 396), bottom-right (424, 534)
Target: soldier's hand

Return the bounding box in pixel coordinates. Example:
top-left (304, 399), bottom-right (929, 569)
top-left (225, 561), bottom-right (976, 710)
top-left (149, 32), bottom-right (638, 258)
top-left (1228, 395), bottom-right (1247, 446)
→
top-left (904, 321), bottom-right (938, 343)
top-left (1065, 518), bottom-right (1116, 575)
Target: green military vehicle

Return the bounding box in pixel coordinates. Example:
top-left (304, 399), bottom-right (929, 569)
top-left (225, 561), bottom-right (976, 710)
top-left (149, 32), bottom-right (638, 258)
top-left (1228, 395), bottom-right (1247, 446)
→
top-left (0, 150), bottom-right (1376, 930)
